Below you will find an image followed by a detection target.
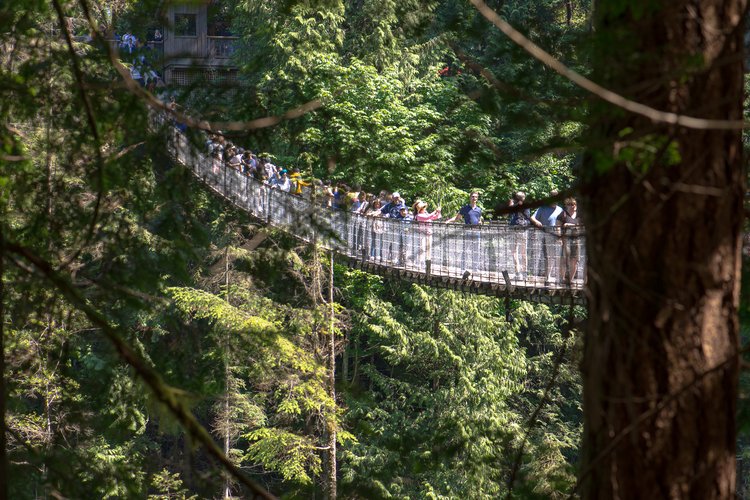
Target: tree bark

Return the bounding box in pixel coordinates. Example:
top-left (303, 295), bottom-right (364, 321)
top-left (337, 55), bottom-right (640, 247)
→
top-left (0, 228), bottom-right (7, 500)
top-left (224, 246), bottom-right (232, 500)
top-left (326, 253), bottom-right (337, 500)
top-left (581, 1), bottom-right (745, 498)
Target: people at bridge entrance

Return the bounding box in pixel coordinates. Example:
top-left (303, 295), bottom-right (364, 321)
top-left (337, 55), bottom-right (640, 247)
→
top-left (558, 197), bottom-right (581, 284)
top-left (531, 191), bottom-right (563, 284)
top-left (509, 191), bottom-right (531, 279)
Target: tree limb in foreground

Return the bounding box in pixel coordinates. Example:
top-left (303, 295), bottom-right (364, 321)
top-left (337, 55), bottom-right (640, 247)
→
top-left (1, 240), bottom-right (277, 500)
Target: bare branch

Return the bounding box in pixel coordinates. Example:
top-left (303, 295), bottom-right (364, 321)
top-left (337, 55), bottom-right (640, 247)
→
top-left (0, 155), bottom-right (26, 162)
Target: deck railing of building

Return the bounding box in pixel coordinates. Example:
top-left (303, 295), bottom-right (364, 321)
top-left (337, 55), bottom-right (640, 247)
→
top-left (106, 39), bottom-right (164, 61)
top-left (164, 123), bottom-right (587, 304)
top-left (207, 36), bottom-right (237, 58)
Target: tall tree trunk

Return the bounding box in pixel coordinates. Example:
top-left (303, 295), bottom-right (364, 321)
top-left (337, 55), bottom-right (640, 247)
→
top-left (326, 253), bottom-right (337, 500)
top-left (581, 1), bottom-right (745, 498)
top-left (224, 246), bottom-right (232, 500)
top-left (341, 339), bottom-right (348, 384)
top-left (0, 229), bottom-right (7, 500)
top-left (223, 369), bottom-right (231, 500)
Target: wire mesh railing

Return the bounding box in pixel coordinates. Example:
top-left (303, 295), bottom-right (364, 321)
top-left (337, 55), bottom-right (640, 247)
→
top-left (163, 121), bottom-right (586, 295)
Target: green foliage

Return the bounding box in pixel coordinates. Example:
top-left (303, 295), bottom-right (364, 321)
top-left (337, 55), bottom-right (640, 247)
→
top-left (337, 273), bottom-right (580, 497)
top-left (168, 286), bottom-right (318, 374)
top-left (165, 273), bottom-right (340, 489)
top-left (215, 0), bottom-right (583, 208)
top-left (148, 469), bottom-right (198, 500)
top-left (1, 0), bottom-right (587, 497)
top-left (244, 428), bottom-right (322, 484)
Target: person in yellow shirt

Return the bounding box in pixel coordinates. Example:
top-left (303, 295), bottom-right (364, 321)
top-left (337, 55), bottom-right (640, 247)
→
top-left (289, 168), bottom-right (311, 196)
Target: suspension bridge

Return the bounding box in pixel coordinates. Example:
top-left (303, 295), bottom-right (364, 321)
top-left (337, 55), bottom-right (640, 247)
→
top-left (166, 125), bottom-right (587, 306)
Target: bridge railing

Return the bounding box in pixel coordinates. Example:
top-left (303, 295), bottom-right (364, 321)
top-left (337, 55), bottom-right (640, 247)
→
top-left (166, 123), bottom-right (586, 290)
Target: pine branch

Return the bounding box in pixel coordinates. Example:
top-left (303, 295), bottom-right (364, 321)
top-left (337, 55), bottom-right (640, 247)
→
top-left (2, 240), bottom-right (277, 500)
top-left (50, 0), bottom-right (105, 271)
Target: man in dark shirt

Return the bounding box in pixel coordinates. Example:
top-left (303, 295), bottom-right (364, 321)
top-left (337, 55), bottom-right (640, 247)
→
top-left (447, 192), bottom-right (483, 277)
top-left (394, 206), bottom-right (413, 266)
top-left (509, 191), bottom-right (531, 279)
top-left (381, 192), bottom-right (406, 218)
top-left (447, 191), bottom-right (482, 225)
top-left (380, 192), bottom-right (405, 262)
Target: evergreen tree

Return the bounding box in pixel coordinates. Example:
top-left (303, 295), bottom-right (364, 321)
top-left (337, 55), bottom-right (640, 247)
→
top-left (337, 272), bottom-right (580, 497)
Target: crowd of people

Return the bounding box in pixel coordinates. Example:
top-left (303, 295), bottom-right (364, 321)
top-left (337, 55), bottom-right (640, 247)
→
top-left (508, 190), bottom-right (582, 284)
top-left (112, 31), bottom-right (165, 91)
top-left (202, 133), bottom-right (584, 285)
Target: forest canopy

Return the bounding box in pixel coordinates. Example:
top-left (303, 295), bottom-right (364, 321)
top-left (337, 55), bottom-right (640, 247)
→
top-left (1, 0), bottom-right (748, 499)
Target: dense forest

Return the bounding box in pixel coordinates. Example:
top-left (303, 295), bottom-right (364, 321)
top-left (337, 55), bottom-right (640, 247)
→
top-left (0, 0), bottom-right (748, 498)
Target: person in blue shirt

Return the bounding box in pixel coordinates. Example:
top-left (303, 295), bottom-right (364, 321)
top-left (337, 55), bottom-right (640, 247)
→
top-left (446, 192), bottom-right (483, 277)
top-left (531, 190), bottom-right (563, 284)
top-left (381, 192), bottom-right (406, 218)
top-left (447, 191), bottom-right (482, 225)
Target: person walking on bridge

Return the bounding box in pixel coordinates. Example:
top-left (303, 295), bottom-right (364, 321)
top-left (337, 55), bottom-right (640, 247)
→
top-left (558, 197), bottom-right (582, 285)
top-left (380, 192), bottom-right (405, 218)
top-left (351, 191), bottom-right (369, 253)
top-left (367, 198), bottom-right (385, 261)
top-left (380, 192), bottom-right (406, 262)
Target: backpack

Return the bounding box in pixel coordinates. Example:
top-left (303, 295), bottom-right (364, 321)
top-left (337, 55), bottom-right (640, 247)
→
top-left (510, 209), bottom-right (530, 226)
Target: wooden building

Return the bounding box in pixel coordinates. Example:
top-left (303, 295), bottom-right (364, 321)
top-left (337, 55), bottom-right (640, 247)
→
top-left (162, 0), bottom-right (238, 85)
